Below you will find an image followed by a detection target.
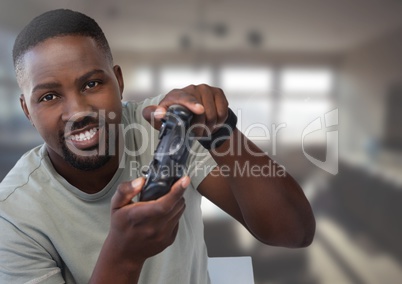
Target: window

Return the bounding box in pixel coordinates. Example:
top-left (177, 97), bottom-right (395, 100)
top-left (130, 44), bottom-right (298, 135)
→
top-left (128, 64), bottom-right (335, 147)
top-left (159, 65), bottom-right (213, 94)
top-left (219, 66), bottom-right (273, 147)
top-left (276, 99), bottom-right (333, 144)
top-left (220, 66), bottom-right (272, 94)
top-left (276, 67), bottom-right (335, 145)
top-left (280, 67), bottom-right (333, 95)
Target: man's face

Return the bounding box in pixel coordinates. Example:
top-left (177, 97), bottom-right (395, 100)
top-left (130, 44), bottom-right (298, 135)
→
top-left (19, 35), bottom-right (124, 171)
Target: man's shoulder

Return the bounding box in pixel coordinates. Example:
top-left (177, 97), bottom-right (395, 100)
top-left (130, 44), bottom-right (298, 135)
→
top-left (0, 145), bottom-right (47, 203)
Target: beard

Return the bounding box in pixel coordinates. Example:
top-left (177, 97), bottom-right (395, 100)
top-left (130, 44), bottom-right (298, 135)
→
top-left (61, 139), bottom-right (111, 171)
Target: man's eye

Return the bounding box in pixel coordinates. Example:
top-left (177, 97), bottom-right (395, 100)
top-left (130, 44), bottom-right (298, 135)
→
top-left (40, 94), bottom-right (57, 102)
top-left (84, 81), bottom-right (99, 90)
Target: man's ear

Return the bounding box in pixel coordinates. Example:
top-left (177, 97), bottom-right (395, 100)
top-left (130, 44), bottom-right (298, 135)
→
top-left (20, 94), bottom-right (34, 126)
top-left (113, 65), bottom-right (124, 100)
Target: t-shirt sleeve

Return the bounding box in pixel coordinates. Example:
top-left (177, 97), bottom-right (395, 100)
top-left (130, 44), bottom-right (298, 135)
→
top-left (0, 216), bottom-right (65, 284)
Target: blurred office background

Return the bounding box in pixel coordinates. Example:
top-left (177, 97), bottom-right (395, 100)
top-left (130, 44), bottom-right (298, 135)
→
top-left (1, 0), bottom-right (402, 283)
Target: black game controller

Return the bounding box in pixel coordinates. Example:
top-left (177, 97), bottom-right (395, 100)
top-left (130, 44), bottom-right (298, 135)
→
top-left (140, 105), bottom-right (194, 201)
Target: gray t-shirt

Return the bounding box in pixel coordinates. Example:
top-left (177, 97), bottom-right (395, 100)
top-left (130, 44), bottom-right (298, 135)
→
top-left (0, 96), bottom-right (217, 284)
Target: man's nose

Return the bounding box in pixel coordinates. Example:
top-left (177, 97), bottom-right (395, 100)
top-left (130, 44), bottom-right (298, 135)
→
top-left (61, 93), bottom-right (95, 122)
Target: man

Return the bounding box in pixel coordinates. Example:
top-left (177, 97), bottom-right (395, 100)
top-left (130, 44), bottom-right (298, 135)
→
top-left (0, 9), bottom-right (315, 284)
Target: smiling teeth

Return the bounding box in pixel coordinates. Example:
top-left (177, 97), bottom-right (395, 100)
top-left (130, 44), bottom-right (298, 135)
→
top-left (69, 127), bottom-right (98, 142)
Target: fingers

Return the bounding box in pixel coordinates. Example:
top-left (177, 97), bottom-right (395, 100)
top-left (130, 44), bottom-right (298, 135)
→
top-left (142, 84), bottom-right (229, 139)
top-left (125, 176), bottom-right (189, 219)
top-left (108, 177), bottom-right (188, 261)
top-left (193, 85), bottom-right (216, 136)
top-left (164, 177), bottom-right (189, 223)
top-left (111, 177), bottom-right (145, 211)
top-left (142, 105), bottom-right (163, 130)
top-left (153, 177), bottom-right (189, 236)
top-left (213, 88), bottom-right (229, 126)
top-left (159, 86), bottom-right (205, 116)
top-left (191, 85), bottom-right (228, 136)
top-left (142, 105), bottom-right (157, 122)
top-left (157, 176), bottom-right (190, 206)
top-left (139, 176), bottom-right (189, 222)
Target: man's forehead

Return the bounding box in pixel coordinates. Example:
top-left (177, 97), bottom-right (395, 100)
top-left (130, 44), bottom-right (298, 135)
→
top-left (24, 35), bottom-right (101, 62)
top-left (19, 36), bottom-right (108, 89)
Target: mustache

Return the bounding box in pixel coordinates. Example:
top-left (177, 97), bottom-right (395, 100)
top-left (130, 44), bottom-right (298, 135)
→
top-left (69, 116), bottom-right (98, 132)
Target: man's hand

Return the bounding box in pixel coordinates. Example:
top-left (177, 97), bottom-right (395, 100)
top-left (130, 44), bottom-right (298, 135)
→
top-left (90, 176), bottom-right (190, 283)
top-left (143, 84), bottom-right (229, 138)
top-left (110, 176), bottom-right (189, 262)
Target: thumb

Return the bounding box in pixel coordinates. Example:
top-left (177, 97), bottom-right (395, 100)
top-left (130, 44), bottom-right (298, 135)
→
top-left (142, 105), bottom-right (166, 130)
top-left (111, 177), bottom-right (145, 211)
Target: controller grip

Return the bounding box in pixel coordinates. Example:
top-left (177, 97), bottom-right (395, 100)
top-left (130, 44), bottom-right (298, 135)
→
top-left (140, 105), bottom-right (193, 201)
top-left (140, 181), bottom-right (171, 201)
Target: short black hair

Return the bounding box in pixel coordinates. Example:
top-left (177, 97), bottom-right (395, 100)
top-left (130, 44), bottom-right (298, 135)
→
top-left (13, 9), bottom-right (113, 83)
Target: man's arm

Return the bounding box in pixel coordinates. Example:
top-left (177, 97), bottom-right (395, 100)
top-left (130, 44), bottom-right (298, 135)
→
top-left (143, 84), bottom-right (315, 248)
top-left (198, 128), bottom-right (315, 248)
